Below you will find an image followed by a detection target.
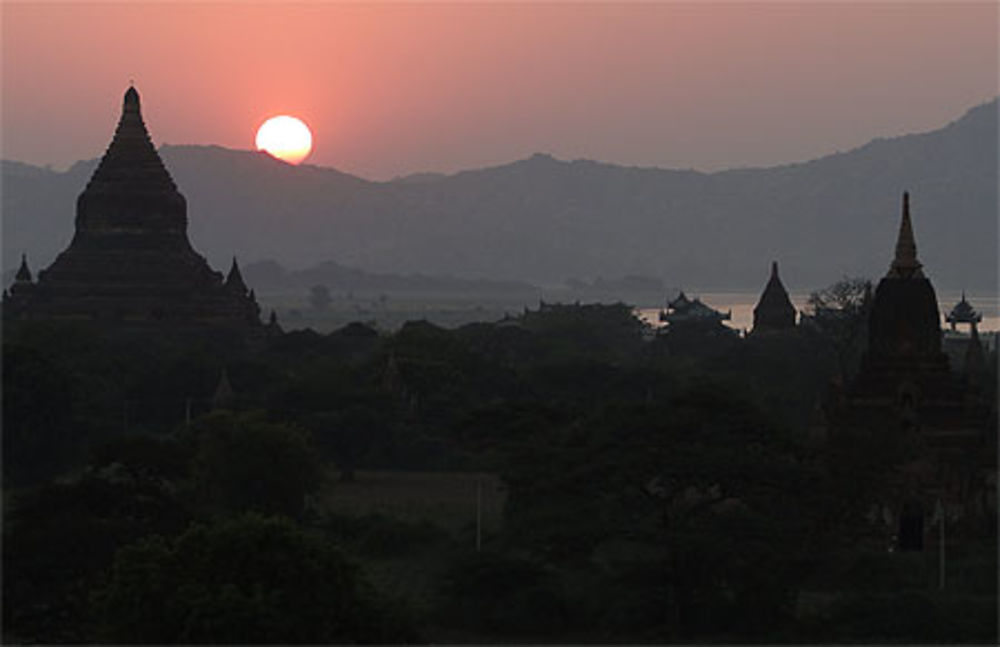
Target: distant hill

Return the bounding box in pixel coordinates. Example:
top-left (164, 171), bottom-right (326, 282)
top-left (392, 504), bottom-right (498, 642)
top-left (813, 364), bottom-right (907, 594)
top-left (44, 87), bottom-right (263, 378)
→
top-left (3, 100), bottom-right (996, 292)
top-left (241, 258), bottom-right (538, 297)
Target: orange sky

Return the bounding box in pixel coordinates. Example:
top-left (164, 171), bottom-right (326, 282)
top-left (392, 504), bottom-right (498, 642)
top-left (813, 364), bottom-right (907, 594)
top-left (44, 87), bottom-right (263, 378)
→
top-left (2, 2), bottom-right (996, 180)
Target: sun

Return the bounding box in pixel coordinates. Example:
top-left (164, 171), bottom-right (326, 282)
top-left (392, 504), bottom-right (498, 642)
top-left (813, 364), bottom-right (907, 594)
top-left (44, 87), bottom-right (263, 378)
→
top-left (255, 115), bottom-right (313, 165)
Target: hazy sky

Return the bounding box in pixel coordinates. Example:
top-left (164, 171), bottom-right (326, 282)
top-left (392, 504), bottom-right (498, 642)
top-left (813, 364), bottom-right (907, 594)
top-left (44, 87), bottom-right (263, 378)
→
top-left (2, 2), bottom-right (996, 180)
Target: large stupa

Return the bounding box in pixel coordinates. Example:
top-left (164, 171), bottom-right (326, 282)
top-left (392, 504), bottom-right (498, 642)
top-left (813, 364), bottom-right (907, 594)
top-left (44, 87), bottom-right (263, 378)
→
top-left (3, 87), bottom-right (263, 328)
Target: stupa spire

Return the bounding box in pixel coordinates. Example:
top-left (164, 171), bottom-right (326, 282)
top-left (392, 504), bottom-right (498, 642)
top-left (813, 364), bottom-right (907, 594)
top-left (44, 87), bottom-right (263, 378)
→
top-left (752, 259), bottom-right (796, 333)
top-left (15, 253), bottom-right (32, 283)
top-left (225, 256), bottom-right (248, 294)
top-left (73, 85), bottom-right (189, 247)
top-left (886, 192), bottom-right (924, 279)
top-left (84, 86), bottom-right (177, 193)
top-left (123, 85), bottom-right (140, 114)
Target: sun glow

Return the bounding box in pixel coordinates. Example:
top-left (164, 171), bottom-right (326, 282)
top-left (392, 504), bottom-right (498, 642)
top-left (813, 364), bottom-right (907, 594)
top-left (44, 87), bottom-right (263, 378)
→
top-left (255, 115), bottom-right (313, 165)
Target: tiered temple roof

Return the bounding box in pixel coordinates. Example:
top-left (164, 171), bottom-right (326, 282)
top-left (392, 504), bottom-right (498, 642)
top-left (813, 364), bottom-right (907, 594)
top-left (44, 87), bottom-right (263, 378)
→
top-left (3, 87), bottom-right (266, 330)
top-left (946, 293), bottom-right (982, 331)
top-left (659, 291), bottom-right (731, 325)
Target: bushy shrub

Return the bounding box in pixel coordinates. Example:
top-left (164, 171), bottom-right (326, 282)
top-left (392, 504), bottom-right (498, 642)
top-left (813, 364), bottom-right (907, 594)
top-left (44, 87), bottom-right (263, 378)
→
top-left (92, 514), bottom-right (418, 644)
top-left (436, 551), bottom-right (571, 636)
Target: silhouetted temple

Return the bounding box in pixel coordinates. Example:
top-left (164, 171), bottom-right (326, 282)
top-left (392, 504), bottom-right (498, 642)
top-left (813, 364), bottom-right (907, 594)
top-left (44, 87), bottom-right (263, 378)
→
top-left (751, 261), bottom-right (796, 334)
top-left (831, 193), bottom-right (994, 551)
top-left (3, 87), bottom-right (263, 330)
top-left (659, 291), bottom-right (731, 327)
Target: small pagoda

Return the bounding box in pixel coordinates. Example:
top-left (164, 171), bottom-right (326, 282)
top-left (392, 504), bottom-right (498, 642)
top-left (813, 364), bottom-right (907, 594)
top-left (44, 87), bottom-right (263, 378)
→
top-left (3, 87), bottom-right (263, 330)
top-left (751, 261), bottom-right (796, 334)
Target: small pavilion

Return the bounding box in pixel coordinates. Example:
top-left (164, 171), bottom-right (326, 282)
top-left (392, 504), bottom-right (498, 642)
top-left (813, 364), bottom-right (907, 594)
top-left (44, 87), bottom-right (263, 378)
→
top-left (945, 293), bottom-right (982, 333)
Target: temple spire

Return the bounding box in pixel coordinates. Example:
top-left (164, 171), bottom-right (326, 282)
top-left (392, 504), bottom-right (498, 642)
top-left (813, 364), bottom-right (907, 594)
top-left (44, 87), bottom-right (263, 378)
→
top-left (123, 85), bottom-right (140, 114)
top-left (752, 259), bottom-right (796, 333)
top-left (15, 253), bottom-right (32, 283)
top-left (78, 85), bottom-right (181, 235)
top-left (226, 256), bottom-right (247, 294)
top-left (886, 192), bottom-right (924, 279)
top-left (225, 256), bottom-right (248, 294)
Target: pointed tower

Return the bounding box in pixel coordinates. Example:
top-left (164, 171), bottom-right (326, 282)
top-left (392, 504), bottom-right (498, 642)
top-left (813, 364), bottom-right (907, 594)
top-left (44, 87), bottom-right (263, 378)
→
top-left (15, 254), bottom-right (32, 283)
top-left (751, 261), bottom-right (796, 333)
top-left (225, 257), bottom-right (248, 295)
top-left (4, 87), bottom-right (263, 330)
top-left (72, 86), bottom-right (189, 245)
top-left (827, 193), bottom-right (995, 554)
top-left (885, 192), bottom-right (924, 279)
top-left (6, 253), bottom-right (37, 301)
top-left (865, 192), bottom-right (944, 363)
top-left (265, 309), bottom-right (283, 336)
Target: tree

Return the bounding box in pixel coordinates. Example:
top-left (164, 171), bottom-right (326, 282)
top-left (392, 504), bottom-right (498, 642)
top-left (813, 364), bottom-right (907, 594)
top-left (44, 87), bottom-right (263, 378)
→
top-left (804, 277), bottom-right (872, 378)
top-left (807, 276), bottom-right (871, 313)
top-left (188, 411), bottom-right (322, 518)
top-left (308, 284), bottom-right (332, 310)
top-left (92, 514), bottom-right (417, 643)
top-left (307, 404), bottom-right (393, 482)
top-left (436, 551), bottom-right (571, 637)
top-left (499, 384), bottom-right (817, 641)
top-left (4, 463), bottom-right (191, 643)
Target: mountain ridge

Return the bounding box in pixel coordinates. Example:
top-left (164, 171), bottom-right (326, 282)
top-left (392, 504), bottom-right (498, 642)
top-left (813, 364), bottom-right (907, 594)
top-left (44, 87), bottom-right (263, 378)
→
top-left (3, 99), bottom-right (996, 291)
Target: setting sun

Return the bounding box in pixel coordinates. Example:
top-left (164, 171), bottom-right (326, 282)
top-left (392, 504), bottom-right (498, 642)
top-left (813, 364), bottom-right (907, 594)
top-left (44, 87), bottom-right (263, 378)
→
top-left (255, 115), bottom-right (313, 165)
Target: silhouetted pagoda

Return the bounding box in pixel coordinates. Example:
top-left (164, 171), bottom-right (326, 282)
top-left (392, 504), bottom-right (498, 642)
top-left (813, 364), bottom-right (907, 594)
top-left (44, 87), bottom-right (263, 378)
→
top-left (831, 193), bottom-right (994, 551)
top-left (3, 87), bottom-right (263, 330)
top-left (751, 261), bottom-right (796, 334)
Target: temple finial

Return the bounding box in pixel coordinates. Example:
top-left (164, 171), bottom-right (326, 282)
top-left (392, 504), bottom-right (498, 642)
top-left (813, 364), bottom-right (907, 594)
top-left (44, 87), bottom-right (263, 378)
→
top-left (886, 191), bottom-right (923, 279)
top-left (15, 253), bottom-right (32, 283)
top-left (123, 85), bottom-right (140, 114)
top-left (771, 260), bottom-right (779, 278)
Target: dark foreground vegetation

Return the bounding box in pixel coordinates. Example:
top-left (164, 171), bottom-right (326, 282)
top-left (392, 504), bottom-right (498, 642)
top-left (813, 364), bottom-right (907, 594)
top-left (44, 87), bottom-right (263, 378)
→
top-left (4, 301), bottom-right (997, 643)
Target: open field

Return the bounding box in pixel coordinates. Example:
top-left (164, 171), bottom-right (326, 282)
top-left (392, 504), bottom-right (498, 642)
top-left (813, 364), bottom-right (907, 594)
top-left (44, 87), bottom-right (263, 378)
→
top-left (319, 469), bottom-right (507, 535)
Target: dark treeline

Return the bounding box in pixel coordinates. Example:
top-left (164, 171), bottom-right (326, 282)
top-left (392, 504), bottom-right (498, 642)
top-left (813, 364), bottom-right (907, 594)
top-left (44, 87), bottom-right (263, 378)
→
top-left (3, 301), bottom-right (997, 643)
